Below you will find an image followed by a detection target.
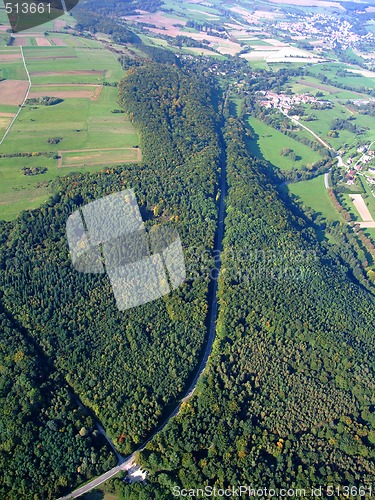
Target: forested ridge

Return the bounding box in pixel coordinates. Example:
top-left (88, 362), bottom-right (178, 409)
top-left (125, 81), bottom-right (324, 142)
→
top-left (3, 49), bottom-right (375, 499)
top-left (0, 64), bottom-right (221, 497)
top-left (0, 302), bottom-right (116, 498)
top-left (123, 117), bottom-right (375, 496)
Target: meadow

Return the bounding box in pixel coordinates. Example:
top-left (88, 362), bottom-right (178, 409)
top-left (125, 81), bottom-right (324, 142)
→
top-left (0, 50), bottom-right (28, 80)
top-left (0, 34), bottom-right (140, 220)
top-left (307, 62), bottom-right (375, 91)
top-left (163, 0), bottom-right (222, 19)
top-left (246, 116), bottom-right (322, 170)
top-left (0, 155), bottom-right (57, 220)
top-left (25, 45), bottom-right (124, 84)
top-left (289, 75), bottom-right (369, 100)
top-left (287, 175), bottom-right (341, 222)
top-left (300, 104), bottom-right (354, 147)
top-left (60, 148), bottom-right (140, 167)
top-left (1, 86), bottom-right (138, 153)
top-left (359, 177), bottom-right (375, 218)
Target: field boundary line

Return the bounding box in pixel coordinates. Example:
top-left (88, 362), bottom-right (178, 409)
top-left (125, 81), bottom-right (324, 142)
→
top-left (0, 47), bottom-right (31, 146)
top-left (57, 147), bottom-right (142, 168)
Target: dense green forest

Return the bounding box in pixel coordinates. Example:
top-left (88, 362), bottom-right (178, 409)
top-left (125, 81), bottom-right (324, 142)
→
top-left (119, 117), bottom-right (375, 496)
top-left (3, 37), bottom-right (375, 498)
top-left (0, 302), bottom-right (116, 498)
top-left (73, 0), bottom-right (163, 42)
top-left (0, 64), bottom-right (221, 496)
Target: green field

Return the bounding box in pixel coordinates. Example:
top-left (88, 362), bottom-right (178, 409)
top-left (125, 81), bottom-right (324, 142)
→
top-left (0, 155), bottom-right (56, 220)
top-left (290, 76), bottom-right (369, 100)
top-left (30, 84), bottom-right (99, 92)
top-left (241, 39), bottom-right (273, 46)
top-left (359, 176), bottom-right (375, 216)
top-left (0, 151), bottom-right (138, 221)
top-left (298, 102), bottom-right (374, 150)
top-left (1, 87), bottom-right (138, 153)
top-left (60, 148), bottom-right (139, 167)
top-left (185, 3), bottom-right (220, 18)
top-left (0, 61), bottom-right (28, 80)
top-left (44, 33), bottom-right (102, 48)
top-left (246, 116), bottom-right (322, 170)
top-left (248, 60), bottom-right (270, 70)
top-left (24, 45), bottom-right (124, 85)
top-left (341, 193), bottom-right (362, 221)
top-left (0, 104), bottom-right (18, 113)
top-left (307, 62), bottom-right (375, 91)
top-left (0, 114), bottom-right (13, 138)
top-left (0, 35), bottom-right (140, 220)
top-left (288, 175), bottom-right (341, 222)
top-left (163, 0), bottom-right (221, 19)
top-left (0, 48), bottom-right (28, 80)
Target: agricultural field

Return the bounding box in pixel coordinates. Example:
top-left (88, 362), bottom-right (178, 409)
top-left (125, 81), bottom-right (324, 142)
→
top-left (1, 87), bottom-right (138, 153)
top-left (246, 116), bottom-right (322, 170)
top-left (299, 104), bottom-right (355, 149)
top-left (358, 177), bottom-right (375, 218)
top-left (307, 62), bottom-right (375, 91)
top-left (287, 174), bottom-right (341, 222)
top-left (0, 112), bottom-right (14, 135)
top-left (123, 2), bottom-right (308, 58)
top-left (289, 75), bottom-right (369, 100)
top-left (59, 148), bottom-right (140, 168)
top-left (241, 45), bottom-right (325, 63)
top-left (24, 45), bottom-right (124, 84)
top-left (10, 31), bottom-right (101, 48)
top-left (0, 33), bottom-right (140, 220)
top-left (0, 155), bottom-right (58, 221)
top-left (0, 48), bottom-right (28, 80)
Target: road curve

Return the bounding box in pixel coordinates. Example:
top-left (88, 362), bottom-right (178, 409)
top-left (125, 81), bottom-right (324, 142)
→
top-left (58, 129), bottom-right (227, 500)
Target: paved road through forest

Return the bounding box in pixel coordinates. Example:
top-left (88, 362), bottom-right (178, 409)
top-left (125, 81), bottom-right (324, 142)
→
top-left (58, 133), bottom-right (227, 500)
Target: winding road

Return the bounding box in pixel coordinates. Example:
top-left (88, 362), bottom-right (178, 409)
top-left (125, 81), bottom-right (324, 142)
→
top-left (58, 135), bottom-right (227, 500)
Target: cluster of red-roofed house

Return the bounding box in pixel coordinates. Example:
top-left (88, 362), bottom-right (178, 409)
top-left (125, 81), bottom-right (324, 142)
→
top-left (343, 144), bottom-right (375, 186)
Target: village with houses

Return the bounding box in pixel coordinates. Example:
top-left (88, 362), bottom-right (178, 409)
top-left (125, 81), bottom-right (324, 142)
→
top-left (250, 87), bottom-right (375, 227)
top-left (276, 13), bottom-right (375, 54)
top-left (256, 90), bottom-right (333, 112)
top-left (342, 142), bottom-right (375, 188)
top-left (253, 91), bottom-right (375, 195)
